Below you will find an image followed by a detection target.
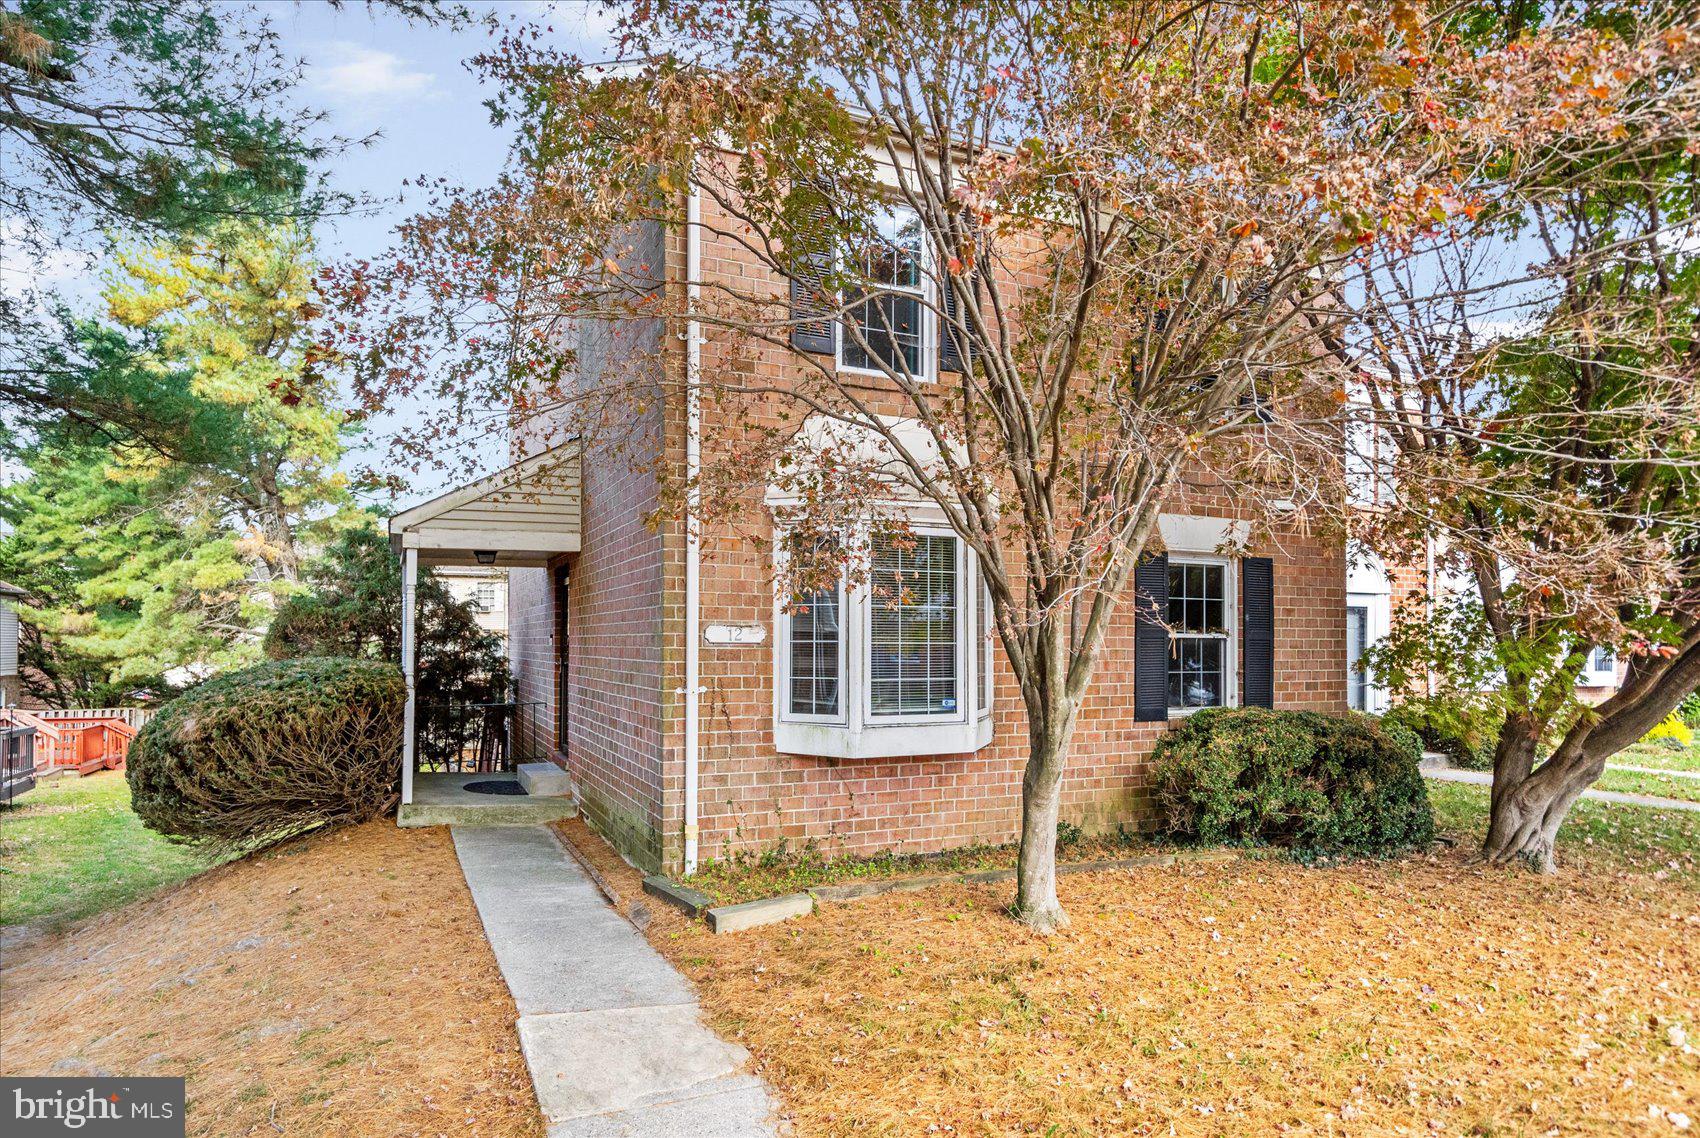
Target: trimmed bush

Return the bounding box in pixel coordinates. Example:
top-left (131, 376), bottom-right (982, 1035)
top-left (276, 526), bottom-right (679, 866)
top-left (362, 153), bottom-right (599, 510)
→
top-left (1151, 708), bottom-right (1434, 857)
top-left (127, 657), bottom-right (405, 851)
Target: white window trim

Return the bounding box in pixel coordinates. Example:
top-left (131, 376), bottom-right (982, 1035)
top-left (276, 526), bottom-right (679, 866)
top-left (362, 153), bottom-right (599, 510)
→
top-left (834, 203), bottom-right (935, 383)
top-left (773, 521), bottom-right (993, 759)
top-left (1167, 554), bottom-right (1238, 717)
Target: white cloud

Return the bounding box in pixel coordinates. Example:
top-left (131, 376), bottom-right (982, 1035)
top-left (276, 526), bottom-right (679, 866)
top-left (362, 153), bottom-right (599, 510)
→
top-left (0, 218), bottom-right (95, 305)
top-left (310, 42), bottom-right (436, 103)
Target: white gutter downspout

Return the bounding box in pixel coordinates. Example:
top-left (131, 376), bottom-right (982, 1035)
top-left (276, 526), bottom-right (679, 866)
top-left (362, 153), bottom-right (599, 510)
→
top-left (683, 173), bottom-right (703, 875)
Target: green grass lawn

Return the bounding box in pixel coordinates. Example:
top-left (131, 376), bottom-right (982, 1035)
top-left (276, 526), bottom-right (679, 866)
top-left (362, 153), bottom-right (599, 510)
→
top-left (1594, 766), bottom-right (1700, 803)
top-left (1429, 779), bottom-right (1700, 883)
top-left (1594, 738), bottom-right (1700, 804)
top-left (0, 771), bottom-right (230, 931)
top-left (1607, 737), bottom-right (1700, 773)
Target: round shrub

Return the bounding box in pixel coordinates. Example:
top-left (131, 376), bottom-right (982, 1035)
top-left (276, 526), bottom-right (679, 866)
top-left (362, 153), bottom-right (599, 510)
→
top-left (127, 657), bottom-right (405, 851)
top-left (1151, 707), bottom-right (1434, 857)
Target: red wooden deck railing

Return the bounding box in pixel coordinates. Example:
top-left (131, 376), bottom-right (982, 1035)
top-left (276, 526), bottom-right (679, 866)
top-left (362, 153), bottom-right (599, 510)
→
top-left (0, 708), bottom-right (137, 776)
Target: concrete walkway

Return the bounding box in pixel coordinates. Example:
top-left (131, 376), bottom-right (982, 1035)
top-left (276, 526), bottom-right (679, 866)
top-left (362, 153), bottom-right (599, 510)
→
top-left (1422, 766), bottom-right (1700, 813)
top-left (453, 826), bottom-right (780, 1136)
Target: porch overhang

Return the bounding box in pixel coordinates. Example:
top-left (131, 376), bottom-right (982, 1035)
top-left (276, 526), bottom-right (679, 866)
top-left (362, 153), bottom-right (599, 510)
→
top-left (387, 440), bottom-right (583, 567)
top-left (387, 440), bottom-right (582, 805)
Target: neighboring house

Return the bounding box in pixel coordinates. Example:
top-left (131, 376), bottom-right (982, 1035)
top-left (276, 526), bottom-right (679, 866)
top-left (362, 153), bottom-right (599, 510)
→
top-left (1342, 387), bottom-right (1624, 708)
top-left (390, 152), bottom-right (1349, 876)
top-left (0, 579), bottom-right (23, 707)
top-left (435, 566), bottom-right (510, 642)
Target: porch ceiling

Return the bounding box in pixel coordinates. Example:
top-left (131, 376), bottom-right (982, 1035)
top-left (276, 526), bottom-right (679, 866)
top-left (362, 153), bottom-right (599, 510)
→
top-left (387, 440), bottom-right (581, 568)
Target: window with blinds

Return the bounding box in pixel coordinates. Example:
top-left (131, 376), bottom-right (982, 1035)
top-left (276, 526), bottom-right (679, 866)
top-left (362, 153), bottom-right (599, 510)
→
top-left (869, 533), bottom-right (959, 716)
top-left (787, 584), bottom-right (842, 717)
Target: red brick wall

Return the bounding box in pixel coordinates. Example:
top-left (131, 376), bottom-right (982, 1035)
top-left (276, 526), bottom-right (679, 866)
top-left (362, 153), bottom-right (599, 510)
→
top-left (676, 501), bottom-right (1345, 865)
top-left (508, 566), bottom-right (557, 758)
top-left (506, 222), bottom-right (675, 871)
top-left (644, 180), bottom-right (1345, 870)
top-left (526, 168), bottom-right (1349, 872)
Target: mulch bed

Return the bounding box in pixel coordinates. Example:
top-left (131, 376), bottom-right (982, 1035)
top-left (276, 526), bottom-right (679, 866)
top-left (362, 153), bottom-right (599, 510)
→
top-left (553, 820), bottom-right (1699, 1137)
top-left (1, 821), bottom-right (542, 1138)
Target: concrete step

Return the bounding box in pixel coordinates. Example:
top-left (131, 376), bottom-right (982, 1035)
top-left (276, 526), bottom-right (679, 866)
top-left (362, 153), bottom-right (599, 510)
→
top-left (398, 772), bottom-right (578, 828)
top-left (518, 761), bottom-right (575, 798)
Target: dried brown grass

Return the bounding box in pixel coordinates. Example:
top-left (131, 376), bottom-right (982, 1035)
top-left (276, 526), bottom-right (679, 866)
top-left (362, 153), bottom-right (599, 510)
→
top-left (0, 820), bottom-right (541, 1138)
top-left (555, 820), bottom-right (1700, 1137)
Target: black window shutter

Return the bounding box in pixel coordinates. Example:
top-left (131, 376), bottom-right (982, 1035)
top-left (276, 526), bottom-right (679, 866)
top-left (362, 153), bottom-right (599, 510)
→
top-left (1242, 556), bottom-right (1274, 708)
top-left (938, 273), bottom-right (971, 373)
top-left (788, 184), bottom-right (836, 355)
top-left (1134, 553), bottom-right (1170, 722)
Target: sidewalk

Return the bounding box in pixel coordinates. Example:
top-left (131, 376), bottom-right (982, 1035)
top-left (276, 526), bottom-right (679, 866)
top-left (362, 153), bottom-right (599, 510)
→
top-left (1421, 766), bottom-right (1700, 813)
top-left (453, 826), bottom-right (779, 1137)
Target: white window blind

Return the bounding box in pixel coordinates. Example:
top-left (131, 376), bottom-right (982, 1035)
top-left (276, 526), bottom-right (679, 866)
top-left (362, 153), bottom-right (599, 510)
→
top-left (869, 534), bottom-right (959, 716)
top-left (788, 585), bottom-right (842, 717)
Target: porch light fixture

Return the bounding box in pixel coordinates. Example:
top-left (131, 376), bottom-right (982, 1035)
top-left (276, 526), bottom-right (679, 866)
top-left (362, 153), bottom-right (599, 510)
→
top-left (474, 550), bottom-right (498, 565)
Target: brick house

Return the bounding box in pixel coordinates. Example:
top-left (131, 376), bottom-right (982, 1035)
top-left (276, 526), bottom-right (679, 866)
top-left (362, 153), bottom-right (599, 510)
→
top-left (390, 151), bottom-right (1349, 876)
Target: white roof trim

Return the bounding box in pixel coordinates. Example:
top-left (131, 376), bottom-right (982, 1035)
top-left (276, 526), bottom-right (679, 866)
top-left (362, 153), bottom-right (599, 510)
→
top-left (388, 439), bottom-right (581, 533)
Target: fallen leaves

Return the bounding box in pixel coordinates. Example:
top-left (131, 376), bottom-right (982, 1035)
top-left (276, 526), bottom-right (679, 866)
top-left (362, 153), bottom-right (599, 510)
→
top-left (655, 848), bottom-right (1699, 1137)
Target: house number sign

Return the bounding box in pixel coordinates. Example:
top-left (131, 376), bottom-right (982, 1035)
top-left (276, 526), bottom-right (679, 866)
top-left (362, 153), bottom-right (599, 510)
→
top-left (703, 624), bottom-right (766, 646)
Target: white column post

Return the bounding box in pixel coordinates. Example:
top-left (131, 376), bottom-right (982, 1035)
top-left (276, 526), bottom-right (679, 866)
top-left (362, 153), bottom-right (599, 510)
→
top-left (401, 546), bottom-right (418, 806)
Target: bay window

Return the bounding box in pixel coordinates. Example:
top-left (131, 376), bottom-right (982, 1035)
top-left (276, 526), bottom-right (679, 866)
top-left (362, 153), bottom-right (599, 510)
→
top-left (776, 526), bottom-right (993, 759)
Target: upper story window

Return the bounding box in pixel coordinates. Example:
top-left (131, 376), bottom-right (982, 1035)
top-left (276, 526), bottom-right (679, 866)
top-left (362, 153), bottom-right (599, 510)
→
top-left (839, 207), bottom-right (931, 379)
top-left (1168, 559), bottom-right (1235, 711)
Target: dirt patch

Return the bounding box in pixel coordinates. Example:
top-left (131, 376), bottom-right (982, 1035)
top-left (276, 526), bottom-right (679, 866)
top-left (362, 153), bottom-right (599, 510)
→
top-left (1, 820), bottom-right (542, 1138)
top-left (556, 820), bottom-right (1699, 1137)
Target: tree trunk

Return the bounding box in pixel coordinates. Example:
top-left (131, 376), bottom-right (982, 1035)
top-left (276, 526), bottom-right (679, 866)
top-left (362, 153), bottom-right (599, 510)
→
top-left (1014, 701), bottom-right (1077, 933)
top-left (1481, 720), bottom-right (1604, 872)
top-left (1481, 646), bottom-right (1700, 871)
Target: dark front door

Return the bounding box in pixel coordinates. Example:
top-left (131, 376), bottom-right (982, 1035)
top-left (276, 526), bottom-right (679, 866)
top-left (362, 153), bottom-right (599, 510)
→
top-left (554, 566), bottom-right (569, 755)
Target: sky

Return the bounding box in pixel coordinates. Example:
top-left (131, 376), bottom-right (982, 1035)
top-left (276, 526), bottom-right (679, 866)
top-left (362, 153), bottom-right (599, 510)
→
top-left (0, 1), bottom-right (619, 507)
top-left (273, 1), bottom-right (618, 500)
